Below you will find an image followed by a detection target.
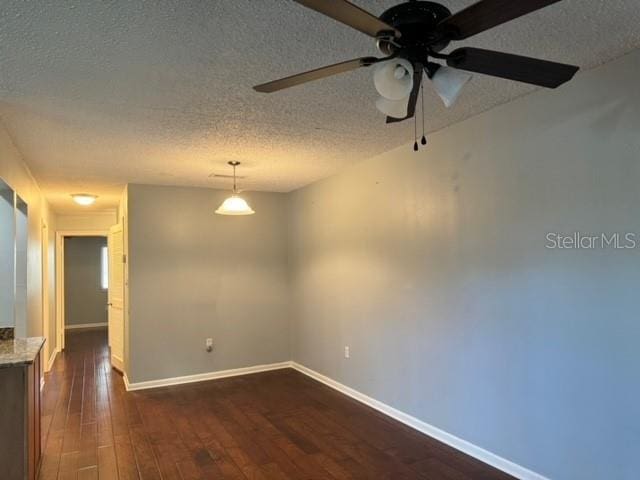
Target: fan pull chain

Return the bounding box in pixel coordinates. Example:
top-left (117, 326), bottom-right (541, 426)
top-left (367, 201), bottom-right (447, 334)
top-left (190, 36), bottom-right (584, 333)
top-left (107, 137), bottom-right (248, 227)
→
top-left (420, 81), bottom-right (427, 146)
top-left (413, 111), bottom-right (418, 152)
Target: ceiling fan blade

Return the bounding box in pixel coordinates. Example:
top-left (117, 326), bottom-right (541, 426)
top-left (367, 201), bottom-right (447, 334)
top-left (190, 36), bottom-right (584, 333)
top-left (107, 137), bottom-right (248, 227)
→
top-left (438, 0), bottom-right (562, 40)
top-left (386, 65), bottom-right (423, 123)
top-left (293, 0), bottom-right (400, 38)
top-left (447, 48), bottom-right (578, 88)
top-left (254, 57), bottom-right (379, 93)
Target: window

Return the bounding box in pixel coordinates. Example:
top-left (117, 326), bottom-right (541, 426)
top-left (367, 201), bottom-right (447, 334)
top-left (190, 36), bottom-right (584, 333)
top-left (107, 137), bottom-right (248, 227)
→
top-left (101, 245), bottom-right (109, 290)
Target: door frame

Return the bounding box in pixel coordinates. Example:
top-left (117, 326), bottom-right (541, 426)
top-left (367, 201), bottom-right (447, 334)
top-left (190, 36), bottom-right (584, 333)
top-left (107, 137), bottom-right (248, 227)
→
top-left (55, 230), bottom-right (109, 352)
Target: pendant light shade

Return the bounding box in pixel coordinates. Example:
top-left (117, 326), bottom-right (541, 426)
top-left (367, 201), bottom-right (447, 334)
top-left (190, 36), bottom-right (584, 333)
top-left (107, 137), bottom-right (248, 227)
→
top-left (215, 195), bottom-right (255, 215)
top-left (373, 58), bottom-right (414, 100)
top-left (215, 161), bottom-right (255, 216)
top-left (431, 66), bottom-right (472, 108)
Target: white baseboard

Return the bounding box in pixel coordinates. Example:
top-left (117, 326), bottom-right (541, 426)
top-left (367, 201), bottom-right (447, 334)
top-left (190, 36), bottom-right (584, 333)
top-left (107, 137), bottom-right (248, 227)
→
top-left (290, 362), bottom-right (548, 480)
top-left (65, 322), bottom-right (108, 330)
top-left (124, 361), bottom-right (291, 392)
top-left (46, 348), bottom-right (58, 372)
top-left (111, 354), bottom-right (124, 373)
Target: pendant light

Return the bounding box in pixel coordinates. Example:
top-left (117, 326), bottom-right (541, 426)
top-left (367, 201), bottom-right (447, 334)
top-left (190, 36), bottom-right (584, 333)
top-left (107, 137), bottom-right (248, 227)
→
top-left (215, 161), bottom-right (255, 215)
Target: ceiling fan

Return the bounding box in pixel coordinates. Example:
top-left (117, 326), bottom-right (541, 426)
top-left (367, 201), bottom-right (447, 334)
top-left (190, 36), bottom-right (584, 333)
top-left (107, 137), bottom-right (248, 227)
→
top-left (253, 0), bottom-right (579, 128)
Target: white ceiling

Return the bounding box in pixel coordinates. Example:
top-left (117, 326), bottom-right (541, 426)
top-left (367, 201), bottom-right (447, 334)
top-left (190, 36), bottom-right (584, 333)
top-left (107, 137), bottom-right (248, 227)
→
top-left (1, 0), bottom-right (639, 213)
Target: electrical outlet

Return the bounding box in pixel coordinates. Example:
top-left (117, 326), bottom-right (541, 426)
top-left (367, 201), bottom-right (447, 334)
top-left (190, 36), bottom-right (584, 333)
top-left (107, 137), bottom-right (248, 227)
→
top-left (344, 346), bottom-right (350, 359)
top-left (206, 338), bottom-right (213, 352)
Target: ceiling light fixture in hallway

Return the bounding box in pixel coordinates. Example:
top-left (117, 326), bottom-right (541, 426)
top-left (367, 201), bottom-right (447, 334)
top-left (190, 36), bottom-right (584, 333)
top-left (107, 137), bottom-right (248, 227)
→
top-left (71, 193), bottom-right (98, 206)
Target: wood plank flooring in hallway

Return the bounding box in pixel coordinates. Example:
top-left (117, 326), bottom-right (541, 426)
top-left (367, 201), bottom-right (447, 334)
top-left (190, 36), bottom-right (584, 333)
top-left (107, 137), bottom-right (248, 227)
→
top-left (38, 329), bottom-right (515, 479)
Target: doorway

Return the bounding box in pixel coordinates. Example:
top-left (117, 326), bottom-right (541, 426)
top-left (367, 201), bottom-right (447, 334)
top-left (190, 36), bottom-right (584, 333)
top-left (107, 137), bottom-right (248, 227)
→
top-left (63, 236), bottom-right (109, 331)
top-left (55, 230), bottom-right (108, 352)
top-left (56, 228), bottom-right (124, 372)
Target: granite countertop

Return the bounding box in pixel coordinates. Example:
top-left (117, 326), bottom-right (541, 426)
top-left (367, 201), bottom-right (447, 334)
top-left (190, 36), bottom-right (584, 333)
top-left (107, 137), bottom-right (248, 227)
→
top-left (0, 337), bottom-right (45, 368)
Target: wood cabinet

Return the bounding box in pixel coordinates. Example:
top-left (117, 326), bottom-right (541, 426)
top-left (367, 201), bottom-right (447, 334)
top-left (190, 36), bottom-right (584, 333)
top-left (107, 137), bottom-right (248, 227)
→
top-left (27, 350), bottom-right (42, 480)
top-left (0, 346), bottom-right (43, 480)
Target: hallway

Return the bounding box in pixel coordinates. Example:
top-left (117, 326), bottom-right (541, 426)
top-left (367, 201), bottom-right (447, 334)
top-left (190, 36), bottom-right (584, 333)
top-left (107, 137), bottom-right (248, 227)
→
top-left (39, 328), bottom-right (124, 479)
top-left (39, 330), bottom-right (514, 479)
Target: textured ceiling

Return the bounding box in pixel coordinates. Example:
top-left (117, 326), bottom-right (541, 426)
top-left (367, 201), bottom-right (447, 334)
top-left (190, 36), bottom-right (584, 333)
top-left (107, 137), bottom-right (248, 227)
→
top-left (1, 1), bottom-right (639, 212)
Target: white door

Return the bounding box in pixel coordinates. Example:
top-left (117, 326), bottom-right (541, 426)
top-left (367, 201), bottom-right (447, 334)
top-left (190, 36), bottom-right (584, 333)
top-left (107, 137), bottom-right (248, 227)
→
top-left (108, 224), bottom-right (125, 372)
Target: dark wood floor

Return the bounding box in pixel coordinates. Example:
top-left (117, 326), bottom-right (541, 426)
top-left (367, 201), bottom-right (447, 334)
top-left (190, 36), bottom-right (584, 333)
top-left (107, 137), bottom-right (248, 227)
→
top-left (39, 329), bottom-right (515, 480)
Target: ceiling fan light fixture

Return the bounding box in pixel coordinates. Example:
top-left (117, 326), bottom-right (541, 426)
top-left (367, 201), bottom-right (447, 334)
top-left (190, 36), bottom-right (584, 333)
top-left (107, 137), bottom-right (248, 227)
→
top-left (375, 96), bottom-right (409, 119)
top-left (431, 66), bottom-right (472, 108)
top-left (373, 58), bottom-right (414, 100)
top-left (254, 0), bottom-right (580, 126)
top-left (215, 161), bottom-right (255, 216)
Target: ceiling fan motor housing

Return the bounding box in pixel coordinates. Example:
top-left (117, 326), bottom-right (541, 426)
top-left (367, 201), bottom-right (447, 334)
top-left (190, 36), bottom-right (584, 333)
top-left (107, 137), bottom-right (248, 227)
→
top-left (377, 1), bottom-right (452, 58)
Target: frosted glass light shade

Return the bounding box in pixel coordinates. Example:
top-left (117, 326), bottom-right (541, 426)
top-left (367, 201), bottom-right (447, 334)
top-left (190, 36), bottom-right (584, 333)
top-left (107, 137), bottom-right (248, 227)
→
top-left (215, 195), bottom-right (255, 215)
top-left (431, 66), bottom-right (472, 108)
top-left (375, 96), bottom-right (409, 119)
top-left (373, 59), bottom-right (414, 100)
top-left (71, 194), bottom-right (97, 206)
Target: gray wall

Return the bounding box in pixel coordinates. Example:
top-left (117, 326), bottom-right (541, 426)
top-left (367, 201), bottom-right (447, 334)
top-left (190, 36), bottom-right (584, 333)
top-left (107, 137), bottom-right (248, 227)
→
top-left (14, 197), bottom-right (27, 337)
top-left (127, 184), bottom-right (289, 383)
top-left (0, 186), bottom-right (29, 336)
top-left (288, 50), bottom-right (640, 480)
top-left (64, 236), bottom-right (108, 327)
top-left (0, 182), bottom-right (14, 328)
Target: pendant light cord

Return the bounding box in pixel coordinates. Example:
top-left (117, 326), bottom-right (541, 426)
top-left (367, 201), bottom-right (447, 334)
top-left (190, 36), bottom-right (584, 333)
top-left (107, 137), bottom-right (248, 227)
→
top-left (228, 161), bottom-right (241, 194)
top-left (233, 163), bottom-right (237, 194)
